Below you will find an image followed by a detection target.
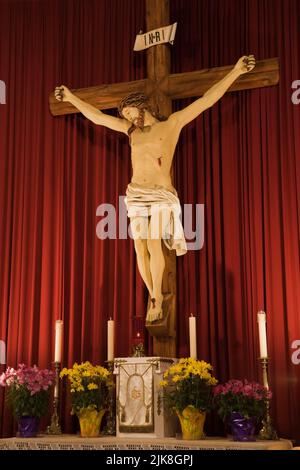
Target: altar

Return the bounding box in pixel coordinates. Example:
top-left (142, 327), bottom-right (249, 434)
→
top-left (114, 357), bottom-right (179, 438)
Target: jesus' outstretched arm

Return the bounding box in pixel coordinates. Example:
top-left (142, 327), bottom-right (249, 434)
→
top-left (169, 55), bottom-right (256, 129)
top-left (54, 85), bottom-right (130, 134)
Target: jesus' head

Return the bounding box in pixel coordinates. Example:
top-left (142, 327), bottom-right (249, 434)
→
top-left (118, 92), bottom-right (167, 134)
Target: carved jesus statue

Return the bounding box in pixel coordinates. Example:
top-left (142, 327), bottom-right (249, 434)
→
top-left (55, 55), bottom-right (255, 323)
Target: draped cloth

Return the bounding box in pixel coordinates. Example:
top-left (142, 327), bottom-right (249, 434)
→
top-left (124, 183), bottom-right (187, 256)
top-left (1, 0), bottom-right (300, 443)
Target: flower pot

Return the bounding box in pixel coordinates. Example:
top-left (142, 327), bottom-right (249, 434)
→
top-left (230, 411), bottom-right (256, 442)
top-left (77, 408), bottom-right (106, 437)
top-left (18, 416), bottom-right (40, 437)
top-left (176, 405), bottom-right (206, 440)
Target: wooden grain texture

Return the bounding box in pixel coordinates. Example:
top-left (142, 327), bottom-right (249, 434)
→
top-left (49, 58), bottom-right (279, 116)
top-left (145, 0), bottom-right (176, 357)
top-left (168, 57), bottom-right (279, 99)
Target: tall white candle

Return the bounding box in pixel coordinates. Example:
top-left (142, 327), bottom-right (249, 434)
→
top-left (257, 311), bottom-right (268, 357)
top-left (107, 318), bottom-right (115, 361)
top-left (189, 314), bottom-right (197, 359)
top-left (0, 340), bottom-right (6, 365)
top-left (54, 320), bottom-right (63, 363)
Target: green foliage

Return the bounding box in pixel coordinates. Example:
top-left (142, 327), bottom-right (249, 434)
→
top-left (0, 364), bottom-right (55, 419)
top-left (213, 380), bottom-right (271, 420)
top-left (60, 361), bottom-right (111, 415)
top-left (163, 374), bottom-right (215, 414)
top-left (159, 358), bottom-right (218, 414)
top-left (69, 381), bottom-right (109, 414)
top-left (6, 385), bottom-right (51, 419)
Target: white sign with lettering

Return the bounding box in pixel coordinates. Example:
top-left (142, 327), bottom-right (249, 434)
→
top-left (134, 23), bottom-right (177, 51)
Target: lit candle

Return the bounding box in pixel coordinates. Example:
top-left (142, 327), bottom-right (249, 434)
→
top-left (257, 311), bottom-right (268, 358)
top-left (189, 314), bottom-right (197, 359)
top-left (133, 331), bottom-right (142, 347)
top-left (107, 318), bottom-right (114, 361)
top-left (54, 320), bottom-right (63, 363)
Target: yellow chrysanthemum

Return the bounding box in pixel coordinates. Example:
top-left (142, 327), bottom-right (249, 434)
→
top-left (87, 383), bottom-right (99, 390)
top-left (172, 375), bottom-right (181, 383)
top-left (60, 360), bottom-right (110, 413)
top-left (158, 357), bottom-right (218, 413)
top-left (159, 380), bottom-right (168, 387)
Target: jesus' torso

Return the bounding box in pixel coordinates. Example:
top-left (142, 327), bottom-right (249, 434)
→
top-left (129, 117), bottom-right (181, 192)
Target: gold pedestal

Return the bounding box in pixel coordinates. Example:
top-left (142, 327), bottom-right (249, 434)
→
top-left (102, 360), bottom-right (116, 436)
top-left (258, 357), bottom-right (278, 440)
top-left (47, 362), bottom-right (62, 435)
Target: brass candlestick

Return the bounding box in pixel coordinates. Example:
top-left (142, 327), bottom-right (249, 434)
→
top-left (258, 357), bottom-right (278, 440)
top-left (102, 360), bottom-right (116, 436)
top-left (47, 361), bottom-right (62, 435)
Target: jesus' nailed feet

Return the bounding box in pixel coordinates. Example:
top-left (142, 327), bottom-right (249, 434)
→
top-left (146, 296), bottom-right (164, 322)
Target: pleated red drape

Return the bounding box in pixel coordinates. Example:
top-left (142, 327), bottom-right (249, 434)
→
top-left (171, 0), bottom-right (300, 441)
top-left (0, 0), bottom-right (299, 441)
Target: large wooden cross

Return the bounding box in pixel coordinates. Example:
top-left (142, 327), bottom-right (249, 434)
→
top-left (49, 0), bottom-right (279, 358)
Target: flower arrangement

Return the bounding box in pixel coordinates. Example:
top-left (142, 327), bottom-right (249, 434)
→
top-left (159, 358), bottom-right (218, 413)
top-left (213, 379), bottom-right (272, 421)
top-left (60, 361), bottom-right (110, 414)
top-left (0, 364), bottom-right (55, 418)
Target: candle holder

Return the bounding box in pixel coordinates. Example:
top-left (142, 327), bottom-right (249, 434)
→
top-left (131, 317), bottom-right (146, 357)
top-left (132, 342), bottom-right (145, 357)
top-left (258, 357), bottom-right (278, 440)
top-left (47, 361), bottom-right (62, 435)
top-left (102, 360), bottom-right (116, 436)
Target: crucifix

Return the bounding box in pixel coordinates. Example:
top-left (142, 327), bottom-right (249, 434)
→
top-left (49, 0), bottom-right (279, 358)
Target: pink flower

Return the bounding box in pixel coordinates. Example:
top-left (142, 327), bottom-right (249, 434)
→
top-left (0, 364), bottom-right (55, 419)
top-left (213, 378), bottom-right (271, 420)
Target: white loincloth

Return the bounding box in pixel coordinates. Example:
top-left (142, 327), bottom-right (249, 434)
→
top-left (124, 183), bottom-right (187, 256)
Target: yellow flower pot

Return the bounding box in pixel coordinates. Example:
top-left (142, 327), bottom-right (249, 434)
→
top-left (176, 405), bottom-right (206, 440)
top-left (77, 408), bottom-right (105, 437)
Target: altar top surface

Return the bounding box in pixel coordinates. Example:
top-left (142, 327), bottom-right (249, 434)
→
top-left (0, 435), bottom-right (293, 451)
top-left (114, 357), bottom-right (176, 363)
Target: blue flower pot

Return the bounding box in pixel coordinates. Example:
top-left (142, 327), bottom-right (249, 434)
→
top-left (18, 416), bottom-right (40, 437)
top-left (230, 412), bottom-right (256, 442)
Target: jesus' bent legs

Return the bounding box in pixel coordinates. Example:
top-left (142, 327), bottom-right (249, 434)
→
top-left (130, 211), bottom-right (168, 322)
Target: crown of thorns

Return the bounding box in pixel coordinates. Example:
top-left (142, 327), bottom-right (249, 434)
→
top-left (118, 92), bottom-right (151, 117)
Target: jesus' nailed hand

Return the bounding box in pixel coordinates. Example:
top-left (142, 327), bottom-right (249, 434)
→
top-left (54, 55), bottom-right (255, 323)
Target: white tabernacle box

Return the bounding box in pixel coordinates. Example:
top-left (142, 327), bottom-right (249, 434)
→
top-left (113, 356), bottom-right (179, 438)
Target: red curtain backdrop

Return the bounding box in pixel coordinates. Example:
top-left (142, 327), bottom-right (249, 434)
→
top-left (0, 0), bottom-right (299, 440)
